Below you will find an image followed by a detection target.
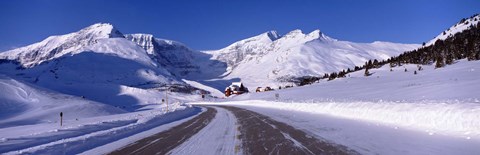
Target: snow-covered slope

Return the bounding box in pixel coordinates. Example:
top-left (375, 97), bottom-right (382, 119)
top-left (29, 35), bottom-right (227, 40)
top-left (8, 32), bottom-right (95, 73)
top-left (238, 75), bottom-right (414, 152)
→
top-left (0, 74), bottom-right (197, 154)
top-left (204, 29), bottom-right (419, 90)
top-left (426, 14), bottom-right (480, 46)
top-left (0, 74), bottom-right (125, 128)
top-left (0, 23), bottom-right (125, 67)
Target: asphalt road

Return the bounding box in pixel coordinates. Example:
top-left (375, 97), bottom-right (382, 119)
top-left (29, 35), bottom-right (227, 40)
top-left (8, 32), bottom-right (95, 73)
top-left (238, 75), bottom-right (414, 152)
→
top-left (109, 105), bottom-right (358, 155)
top-left (108, 107), bottom-right (217, 155)
top-left (219, 105), bottom-right (357, 155)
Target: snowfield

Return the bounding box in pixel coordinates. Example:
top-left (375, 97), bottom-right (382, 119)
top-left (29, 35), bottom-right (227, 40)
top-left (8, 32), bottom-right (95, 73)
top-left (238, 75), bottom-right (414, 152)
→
top-left (0, 74), bottom-right (125, 128)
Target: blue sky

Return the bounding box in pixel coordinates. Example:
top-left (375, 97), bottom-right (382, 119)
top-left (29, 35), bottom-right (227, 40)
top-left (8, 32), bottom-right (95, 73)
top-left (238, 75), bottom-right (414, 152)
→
top-left (0, 0), bottom-right (478, 51)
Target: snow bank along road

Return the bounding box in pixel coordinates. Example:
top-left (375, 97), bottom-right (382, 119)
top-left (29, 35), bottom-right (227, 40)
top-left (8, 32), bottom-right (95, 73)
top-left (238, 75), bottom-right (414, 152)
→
top-left (109, 105), bottom-right (357, 155)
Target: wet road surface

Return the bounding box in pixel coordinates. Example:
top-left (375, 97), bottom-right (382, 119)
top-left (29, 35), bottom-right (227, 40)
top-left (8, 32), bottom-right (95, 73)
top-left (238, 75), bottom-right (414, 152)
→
top-left (109, 105), bottom-right (358, 155)
top-left (219, 105), bottom-right (357, 155)
top-left (108, 107), bottom-right (217, 155)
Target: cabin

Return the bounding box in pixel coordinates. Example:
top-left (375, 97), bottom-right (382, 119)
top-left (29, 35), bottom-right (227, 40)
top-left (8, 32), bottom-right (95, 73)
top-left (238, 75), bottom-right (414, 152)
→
top-left (225, 82), bottom-right (249, 97)
top-left (256, 86), bottom-right (273, 92)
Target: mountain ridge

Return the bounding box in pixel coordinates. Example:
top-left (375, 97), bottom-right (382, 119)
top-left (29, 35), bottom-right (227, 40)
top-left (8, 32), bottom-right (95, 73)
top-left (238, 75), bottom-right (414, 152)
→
top-left (202, 28), bottom-right (419, 90)
top-left (0, 23), bottom-right (124, 67)
top-left (426, 14), bottom-right (479, 46)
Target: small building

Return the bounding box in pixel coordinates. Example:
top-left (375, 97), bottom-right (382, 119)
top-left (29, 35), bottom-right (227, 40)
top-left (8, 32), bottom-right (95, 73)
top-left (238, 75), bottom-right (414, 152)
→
top-left (256, 86), bottom-right (273, 92)
top-left (225, 82), bottom-right (249, 97)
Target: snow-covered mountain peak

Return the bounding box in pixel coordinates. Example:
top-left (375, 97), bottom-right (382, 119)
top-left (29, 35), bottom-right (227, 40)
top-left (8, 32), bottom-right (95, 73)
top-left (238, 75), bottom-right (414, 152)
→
top-left (251, 30), bottom-right (282, 43)
top-left (426, 14), bottom-right (479, 46)
top-left (215, 30), bottom-right (280, 53)
top-left (284, 29), bottom-right (303, 37)
top-left (307, 29), bottom-right (337, 42)
top-left (75, 23), bottom-right (125, 39)
top-left (280, 29), bottom-right (336, 43)
top-left (265, 30), bottom-right (281, 41)
top-left (0, 23), bottom-right (126, 67)
top-left (308, 29), bottom-right (321, 36)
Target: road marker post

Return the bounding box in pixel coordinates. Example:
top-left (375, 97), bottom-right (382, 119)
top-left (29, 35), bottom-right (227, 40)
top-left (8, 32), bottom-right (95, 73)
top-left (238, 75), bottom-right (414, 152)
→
top-left (60, 112), bottom-right (63, 126)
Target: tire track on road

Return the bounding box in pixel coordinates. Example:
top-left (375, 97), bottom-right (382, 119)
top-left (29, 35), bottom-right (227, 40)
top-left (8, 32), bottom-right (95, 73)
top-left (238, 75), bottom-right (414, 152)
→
top-left (218, 105), bottom-right (358, 155)
top-left (108, 107), bottom-right (217, 155)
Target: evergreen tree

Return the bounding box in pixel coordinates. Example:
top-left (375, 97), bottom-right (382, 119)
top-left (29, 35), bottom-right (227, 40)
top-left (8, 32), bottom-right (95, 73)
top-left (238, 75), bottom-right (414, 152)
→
top-left (373, 59), bottom-right (379, 68)
top-left (323, 73), bottom-right (329, 79)
top-left (354, 66), bottom-right (360, 71)
top-left (364, 68), bottom-right (370, 76)
top-left (446, 54), bottom-right (454, 65)
top-left (435, 57), bottom-right (445, 68)
top-left (328, 72), bottom-right (337, 80)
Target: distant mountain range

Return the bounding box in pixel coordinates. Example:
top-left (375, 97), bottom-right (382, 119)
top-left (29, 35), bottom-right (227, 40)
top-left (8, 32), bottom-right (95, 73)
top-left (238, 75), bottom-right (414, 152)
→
top-left (2, 14), bottom-right (478, 96)
top-left (203, 29), bottom-right (418, 90)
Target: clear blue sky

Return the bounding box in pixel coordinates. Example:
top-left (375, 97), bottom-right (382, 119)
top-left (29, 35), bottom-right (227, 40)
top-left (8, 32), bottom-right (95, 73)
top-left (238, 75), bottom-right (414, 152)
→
top-left (0, 0), bottom-right (478, 51)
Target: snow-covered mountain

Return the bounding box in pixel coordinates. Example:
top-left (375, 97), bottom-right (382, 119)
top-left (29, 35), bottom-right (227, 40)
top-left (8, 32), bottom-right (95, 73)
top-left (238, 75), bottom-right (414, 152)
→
top-left (0, 23), bottom-right (190, 108)
top-left (0, 23), bottom-right (125, 67)
top-left (426, 14), bottom-right (480, 46)
top-left (203, 29), bottom-right (420, 90)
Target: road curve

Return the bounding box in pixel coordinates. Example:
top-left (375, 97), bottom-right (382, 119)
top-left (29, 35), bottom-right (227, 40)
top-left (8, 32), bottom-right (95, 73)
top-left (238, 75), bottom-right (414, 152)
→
top-left (109, 105), bottom-right (358, 155)
top-left (108, 107), bottom-right (217, 155)
top-left (218, 105), bottom-right (358, 155)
